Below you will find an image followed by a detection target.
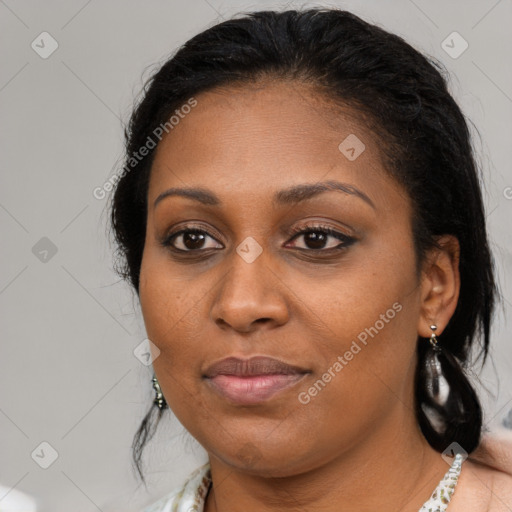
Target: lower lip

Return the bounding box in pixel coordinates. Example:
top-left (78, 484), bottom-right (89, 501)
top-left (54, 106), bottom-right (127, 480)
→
top-left (205, 373), bottom-right (307, 405)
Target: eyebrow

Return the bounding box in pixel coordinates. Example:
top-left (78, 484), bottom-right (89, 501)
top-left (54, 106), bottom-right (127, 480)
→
top-left (153, 180), bottom-right (375, 210)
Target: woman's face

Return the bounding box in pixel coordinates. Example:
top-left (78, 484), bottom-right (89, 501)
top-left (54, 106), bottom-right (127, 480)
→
top-left (139, 81), bottom-right (431, 476)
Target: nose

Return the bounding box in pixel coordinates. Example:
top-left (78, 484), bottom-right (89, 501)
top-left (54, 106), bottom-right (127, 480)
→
top-left (210, 247), bottom-right (290, 333)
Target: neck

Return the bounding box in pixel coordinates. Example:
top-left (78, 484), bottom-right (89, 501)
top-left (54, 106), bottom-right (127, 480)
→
top-left (204, 413), bottom-right (451, 512)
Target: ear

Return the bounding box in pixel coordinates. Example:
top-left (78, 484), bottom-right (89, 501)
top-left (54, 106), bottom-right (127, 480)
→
top-left (417, 235), bottom-right (460, 338)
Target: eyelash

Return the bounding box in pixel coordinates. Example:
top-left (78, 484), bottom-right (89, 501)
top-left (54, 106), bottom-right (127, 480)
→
top-left (286, 224), bottom-right (356, 252)
top-left (161, 223), bottom-right (356, 255)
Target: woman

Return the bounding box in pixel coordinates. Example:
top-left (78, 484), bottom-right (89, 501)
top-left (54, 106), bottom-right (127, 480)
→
top-left (109, 8), bottom-right (512, 511)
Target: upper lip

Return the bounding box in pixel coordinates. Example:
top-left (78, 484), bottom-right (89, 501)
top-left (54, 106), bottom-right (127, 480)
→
top-left (203, 356), bottom-right (310, 378)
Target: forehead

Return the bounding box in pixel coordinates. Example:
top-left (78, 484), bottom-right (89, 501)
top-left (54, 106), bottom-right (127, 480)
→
top-left (148, 81), bottom-right (404, 210)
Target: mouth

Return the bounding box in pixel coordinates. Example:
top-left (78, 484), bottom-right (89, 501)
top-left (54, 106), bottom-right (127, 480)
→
top-left (203, 356), bottom-right (310, 405)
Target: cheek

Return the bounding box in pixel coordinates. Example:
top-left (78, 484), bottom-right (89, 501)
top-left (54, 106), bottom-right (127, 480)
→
top-left (139, 253), bottom-right (200, 357)
top-left (139, 261), bottom-right (209, 414)
top-left (300, 243), bottom-right (417, 345)
top-left (294, 301), bottom-right (419, 449)
top-left (298, 240), bottom-right (421, 399)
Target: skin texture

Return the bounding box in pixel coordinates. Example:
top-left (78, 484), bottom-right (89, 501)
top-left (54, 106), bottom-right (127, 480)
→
top-left (139, 80), bottom-right (464, 511)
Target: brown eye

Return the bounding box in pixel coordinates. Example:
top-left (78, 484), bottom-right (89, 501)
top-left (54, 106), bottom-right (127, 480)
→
top-left (163, 229), bottom-right (223, 252)
top-left (286, 226), bottom-right (356, 251)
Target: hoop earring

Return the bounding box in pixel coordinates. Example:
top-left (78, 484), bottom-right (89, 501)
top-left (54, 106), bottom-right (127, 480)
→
top-left (152, 374), bottom-right (168, 410)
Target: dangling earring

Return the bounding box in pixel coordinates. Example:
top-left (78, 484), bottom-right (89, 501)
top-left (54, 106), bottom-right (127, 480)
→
top-left (152, 374), bottom-right (168, 410)
top-left (416, 323), bottom-right (483, 452)
top-left (421, 324), bottom-right (450, 432)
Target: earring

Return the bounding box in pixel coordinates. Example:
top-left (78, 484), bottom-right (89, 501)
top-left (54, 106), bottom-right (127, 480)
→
top-left (429, 324), bottom-right (441, 351)
top-left (417, 323), bottom-right (483, 452)
top-left (421, 324), bottom-right (450, 432)
top-left (152, 374), bottom-right (168, 410)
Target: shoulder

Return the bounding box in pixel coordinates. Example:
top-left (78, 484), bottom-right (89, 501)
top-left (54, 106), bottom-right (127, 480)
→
top-left (452, 428), bottom-right (512, 511)
top-left (141, 462), bottom-right (211, 512)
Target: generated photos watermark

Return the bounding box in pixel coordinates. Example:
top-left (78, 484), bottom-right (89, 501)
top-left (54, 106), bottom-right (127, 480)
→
top-left (298, 301), bottom-right (403, 404)
top-left (93, 97), bottom-right (198, 200)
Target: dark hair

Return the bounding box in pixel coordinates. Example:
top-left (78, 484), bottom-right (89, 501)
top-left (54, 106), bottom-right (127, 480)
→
top-left (109, 8), bottom-right (498, 484)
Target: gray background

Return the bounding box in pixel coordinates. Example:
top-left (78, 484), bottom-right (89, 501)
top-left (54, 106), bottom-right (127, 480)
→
top-left (0, 1), bottom-right (511, 511)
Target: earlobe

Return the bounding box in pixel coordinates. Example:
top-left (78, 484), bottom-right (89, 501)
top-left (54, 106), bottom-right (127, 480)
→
top-left (417, 235), bottom-right (460, 338)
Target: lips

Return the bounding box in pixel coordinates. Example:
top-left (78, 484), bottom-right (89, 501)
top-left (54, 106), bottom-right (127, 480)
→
top-left (204, 356), bottom-right (309, 378)
top-left (203, 356), bottom-right (310, 405)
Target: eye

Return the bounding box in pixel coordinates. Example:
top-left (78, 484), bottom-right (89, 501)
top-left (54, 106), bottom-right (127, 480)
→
top-left (285, 224), bottom-right (356, 251)
top-left (162, 227), bottom-right (223, 252)
top-left (161, 223), bottom-right (356, 255)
